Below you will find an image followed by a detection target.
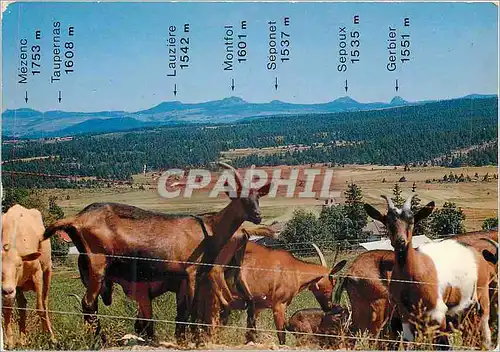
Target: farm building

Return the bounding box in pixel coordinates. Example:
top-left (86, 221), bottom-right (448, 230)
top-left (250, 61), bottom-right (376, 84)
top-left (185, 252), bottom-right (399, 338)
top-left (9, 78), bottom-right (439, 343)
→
top-left (358, 235), bottom-right (434, 251)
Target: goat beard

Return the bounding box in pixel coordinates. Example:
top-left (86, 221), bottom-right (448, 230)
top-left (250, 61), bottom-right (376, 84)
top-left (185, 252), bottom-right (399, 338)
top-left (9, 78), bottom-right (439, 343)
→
top-left (395, 245), bottom-right (409, 266)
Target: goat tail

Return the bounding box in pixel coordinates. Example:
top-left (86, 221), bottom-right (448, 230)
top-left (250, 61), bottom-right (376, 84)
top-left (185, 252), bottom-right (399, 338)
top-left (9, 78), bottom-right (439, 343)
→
top-left (333, 276), bottom-right (350, 305)
top-left (43, 217), bottom-right (78, 242)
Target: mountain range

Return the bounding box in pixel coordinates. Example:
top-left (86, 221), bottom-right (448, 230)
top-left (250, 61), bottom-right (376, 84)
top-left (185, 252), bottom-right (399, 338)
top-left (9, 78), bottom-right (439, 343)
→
top-left (2, 94), bottom-right (496, 138)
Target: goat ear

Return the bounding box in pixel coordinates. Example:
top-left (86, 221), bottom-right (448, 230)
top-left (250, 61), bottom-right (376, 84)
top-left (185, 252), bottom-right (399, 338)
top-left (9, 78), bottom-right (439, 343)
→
top-left (330, 260), bottom-right (347, 275)
top-left (312, 282), bottom-right (320, 291)
top-left (258, 183), bottom-right (271, 197)
top-left (308, 277), bottom-right (322, 291)
top-left (414, 201), bottom-right (435, 223)
top-left (224, 180), bottom-right (239, 199)
top-left (364, 204), bottom-right (385, 223)
top-left (483, 249), bottom-right (497, 264)
top-left (21, 252), bottom-right (41, 261)
top-left (240, 228), bottom-right (251, 241)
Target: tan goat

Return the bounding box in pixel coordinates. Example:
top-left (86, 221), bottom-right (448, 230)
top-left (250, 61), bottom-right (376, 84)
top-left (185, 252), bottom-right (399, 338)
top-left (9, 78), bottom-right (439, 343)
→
top-left (2, 204), bottom-right (55, 348)
top-left (365, 195), bottom-right (495, 349)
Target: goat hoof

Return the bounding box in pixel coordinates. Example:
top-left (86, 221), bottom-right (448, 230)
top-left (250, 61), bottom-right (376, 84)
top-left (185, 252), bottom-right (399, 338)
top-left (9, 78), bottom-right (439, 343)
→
top-left (4, 340), bottom-right (14, 350)
top-left (219, 296), bottom-right (230, 307)
top-left (18, 332), bottom-right (28, 346)
top-left (49, 335), bottom-right (57, 346)
top-left (482, 342), bottom-right (493, 350)
top-left (134, 320), bottom-right (154, 338)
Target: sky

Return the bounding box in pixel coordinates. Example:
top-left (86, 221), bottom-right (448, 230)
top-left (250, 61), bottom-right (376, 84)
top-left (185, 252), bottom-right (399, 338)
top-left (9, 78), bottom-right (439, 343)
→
top-left (2, 2), bottom-right (498, 112)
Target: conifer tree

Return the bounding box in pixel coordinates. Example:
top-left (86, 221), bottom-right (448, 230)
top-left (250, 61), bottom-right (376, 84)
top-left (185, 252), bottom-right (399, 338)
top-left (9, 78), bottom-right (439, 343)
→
top-left (343, 182), bottom-right (368, 239)
top-left (392, 183), bottom-right (404, 207)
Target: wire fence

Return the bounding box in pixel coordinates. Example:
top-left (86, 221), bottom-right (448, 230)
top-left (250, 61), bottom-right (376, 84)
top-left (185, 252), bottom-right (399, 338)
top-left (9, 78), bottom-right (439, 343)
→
top-left (0, 305), bottom-right (484, 351)
top-left (47, 248), bottom-right (499, 290)
top-left (3, 172), bottom-right (497, 349)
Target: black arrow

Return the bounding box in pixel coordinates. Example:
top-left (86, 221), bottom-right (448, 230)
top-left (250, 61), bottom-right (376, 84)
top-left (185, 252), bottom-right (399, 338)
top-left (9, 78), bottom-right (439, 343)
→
top-left (395, 79), bottom-right (399, 92)
top-left (344, 79), bottom-right (348, 93)
top-left (231, 78), bottom-right (235, 92)
top-left (58, 90), bottom-right (62, 103)
top-left (274, 77), bottom-right (278, 91)
top-left (24, 91), bottom-right (28, 103)
top-left (173, 84), bottom-right (177, 97)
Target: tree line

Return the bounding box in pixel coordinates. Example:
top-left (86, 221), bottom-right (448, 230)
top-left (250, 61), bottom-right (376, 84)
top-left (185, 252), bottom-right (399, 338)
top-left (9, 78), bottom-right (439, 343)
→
top-left (2, 97), bottom-right (497, 188)
top-left (278, 182), bottom-right (498, 253)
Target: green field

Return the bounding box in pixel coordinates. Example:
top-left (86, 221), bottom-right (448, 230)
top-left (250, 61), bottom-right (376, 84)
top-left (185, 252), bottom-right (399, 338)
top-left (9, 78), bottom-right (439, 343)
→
top-left (47, 165), bottom-right (498, 231)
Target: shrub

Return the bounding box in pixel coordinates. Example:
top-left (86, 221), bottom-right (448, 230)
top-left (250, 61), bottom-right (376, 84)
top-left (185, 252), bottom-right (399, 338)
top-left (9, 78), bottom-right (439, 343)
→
top-left (482, 217), bottom-right (498, 231)
top-left (429, 202), bottom-right (466, 237)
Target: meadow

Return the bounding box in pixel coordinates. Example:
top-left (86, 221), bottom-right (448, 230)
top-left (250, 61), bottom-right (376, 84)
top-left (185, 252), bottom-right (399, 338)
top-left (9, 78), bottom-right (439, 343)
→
top-left (10, 250), bottom-right (496, 350)
top-left (48, 164), bottom-right (498, 230)
top-left (5, 165), bottom-right (498, 350)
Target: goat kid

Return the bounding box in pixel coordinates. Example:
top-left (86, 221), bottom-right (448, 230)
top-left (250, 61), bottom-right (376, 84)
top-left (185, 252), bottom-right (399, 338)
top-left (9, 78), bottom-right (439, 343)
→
top-left (365, 195), bottom-right (494, 349)
top-left (43, 162), bottom-right (271, 342)
top-left (2, 205), bottom-right (55, 348)
top-left (218, 242), bottom-right (347, 344)
top-left (287, 305), bottom-right (349, 347)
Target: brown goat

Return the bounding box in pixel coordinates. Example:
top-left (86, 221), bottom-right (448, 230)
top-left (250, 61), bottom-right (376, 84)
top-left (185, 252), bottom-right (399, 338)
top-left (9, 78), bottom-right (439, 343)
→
top-left (74, 226), bottom-right (272, 340)
top-left (43, 162), bottom-right (271, 342)
top-left (335, 249), bottom-right (399, 338)
top-left (218, 242), bottom-right (347, 344)
top-left (336, 230), bottom-right (499, 339)
top-left (365, 195), bottom-right (494, 349)
top-left (2, 205), bottom-right (55, 348)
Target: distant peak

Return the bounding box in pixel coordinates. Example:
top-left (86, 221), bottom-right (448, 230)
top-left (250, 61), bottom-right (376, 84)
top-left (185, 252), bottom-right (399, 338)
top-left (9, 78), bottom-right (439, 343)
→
top-left (334, 96), bottom-right (358, 103)
top-left (222, 96), bottom-right (246, 103)
top-left (161, 100), bottom-right (182, 105)
top-left (390, 96), bottom-right (408, 105)
top-left (2, 108), bottom-right (41, 117)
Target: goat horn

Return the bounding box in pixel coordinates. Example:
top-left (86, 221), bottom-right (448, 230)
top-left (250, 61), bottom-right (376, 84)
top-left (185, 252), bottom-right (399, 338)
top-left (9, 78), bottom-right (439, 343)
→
top-left (403, 194), bottom-right (415, 212)
top-left (68, 293), bottom-right (82, 301)
top-left (241, 228), bottom-right (251, 239)
top-left (311, 243), bottom-right (327, 268)
top-left (218, 161), bottom-right (243, 188)
top-left (380, 195), bottom-right (396, 211)
top-left (332, 246), bottom-right (339, 266)
top-left (68, 293), bottom-right (83, 312)
top-left (68, 293), bottom-right (82, 305)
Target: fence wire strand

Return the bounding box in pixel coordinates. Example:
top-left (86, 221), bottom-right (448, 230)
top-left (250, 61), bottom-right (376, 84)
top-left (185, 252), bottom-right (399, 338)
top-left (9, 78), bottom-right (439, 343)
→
top-left (48, 249), bottom-right (498, 290)
top-left (1, 306), bottom-right (482, 350)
